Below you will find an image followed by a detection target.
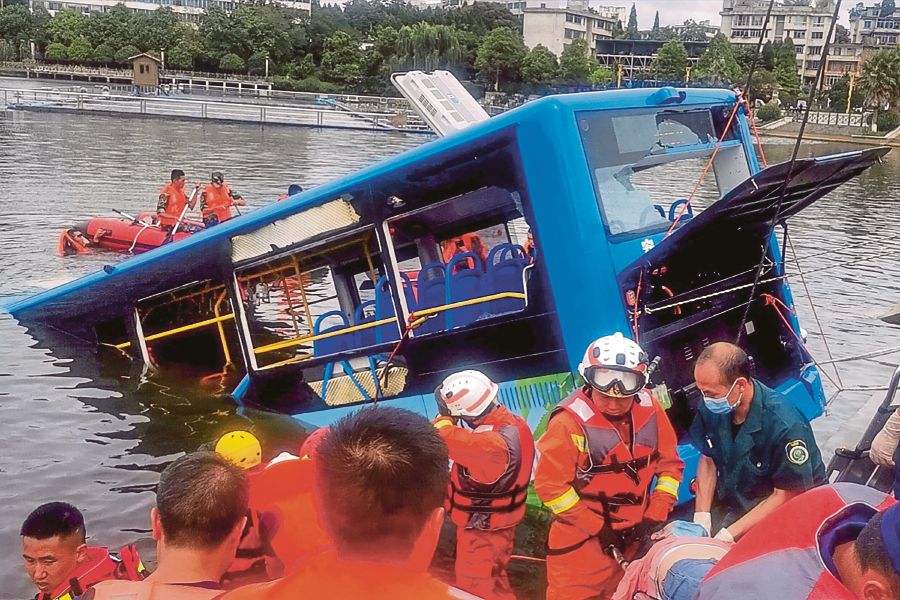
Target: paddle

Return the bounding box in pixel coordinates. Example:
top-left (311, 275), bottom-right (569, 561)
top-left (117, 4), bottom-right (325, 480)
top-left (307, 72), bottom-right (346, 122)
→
top-left (164, 185), bottom-right (200, 244)
top-left (113, 209), bottom-right (159, 228)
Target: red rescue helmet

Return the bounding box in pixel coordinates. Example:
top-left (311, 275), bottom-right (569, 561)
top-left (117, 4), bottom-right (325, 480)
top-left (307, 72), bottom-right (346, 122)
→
top-left (436, 370), bottom-right (499, 418)
top-left (578, 333), bottom-right (649, 397)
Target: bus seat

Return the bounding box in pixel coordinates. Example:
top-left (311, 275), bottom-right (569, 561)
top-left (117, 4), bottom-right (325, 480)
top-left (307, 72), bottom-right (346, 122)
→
top-left (313, 310), bottom-right (351, 357)
top-left (354, 300), bottom-right (377, 348)
top-left (416, 262), bottom-right (447, 335)
top-left (487, 243), bottom-right (527, 315)
top-left (445, 252), bottom-right (485, 329)
top-left (374, 275), bottom-right (401, 344)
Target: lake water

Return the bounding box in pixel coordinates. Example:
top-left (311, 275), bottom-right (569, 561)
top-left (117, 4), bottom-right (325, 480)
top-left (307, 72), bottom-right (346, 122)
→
top-left (1, 80), bottom-right (899, 598)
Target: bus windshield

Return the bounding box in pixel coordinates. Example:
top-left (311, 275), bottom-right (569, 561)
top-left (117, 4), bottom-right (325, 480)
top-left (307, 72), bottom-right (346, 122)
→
top-left (578, 107), bottom-right (743, 237)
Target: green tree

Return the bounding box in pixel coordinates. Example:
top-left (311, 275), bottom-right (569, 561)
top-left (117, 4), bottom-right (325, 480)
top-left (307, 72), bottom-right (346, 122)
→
top-left (825, 74), bottom-right (864, 111)
top-left (114, 44), bottom-right (140, 64)
top-left (167, 42), bottom-right (196, 70)
top-left (520, 44), bottom-right (557, 84)
top-left (474, 26), bottom-right (524, 90)
top-left (589, 66), bottom-right (614, 86)
top-left (678, 19), bottom-right (710, 42)
top-left (45, 10), bottom-right (88, 46)
top-left (86, 5), bottom-right (135, 52)
top-left (92, 42), bottom-right (115, 63)
top-left (558, 38), bottom-right (594, 83)
top-left (247, 51), bottom-right (269, 76)
top-left (860, 48), bottom-right (900, 126)
top-left (612, 19), bottom-right (625, 39)
top-left (67, 36), bottom-right (92, 62)
top-left (0, 5), bottom-right (35, 57)
top-left (395, 22), bottom-right (461, 71)
top-left (625, 3), bottom-right (639, 39)
top-left (320, 30), bottom-right (363, 87)
top-left (651, 11), bottom-right (660, 39)
top-left (760, 41), bottom-right (776, 71)
top-left (219, 52), bottom-right (246, 72)
top-left (44, 41), bottom-right (67, 61)
top-left (133, 8), bottom-right (179, 55)
top-left (695, 33), bottom-right (741, 85)
top-left (654, 39), bottom-right (688, 81)
top-left (287, 53), bottom-right (316, 79)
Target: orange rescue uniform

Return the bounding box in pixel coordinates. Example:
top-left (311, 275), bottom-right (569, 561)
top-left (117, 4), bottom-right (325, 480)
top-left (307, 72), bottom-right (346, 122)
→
top-left (434, 405), bottom-right (535, 599)
top-left (157, 182), bottom-right (189, 228)
top-left (534, 388), bottom-right (683, 600)
top-left (200, 184), bottom-right (241, 225)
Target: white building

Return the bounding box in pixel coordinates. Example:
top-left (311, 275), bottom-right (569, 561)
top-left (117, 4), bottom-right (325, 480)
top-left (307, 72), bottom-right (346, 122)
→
top-left (849, 2), bottom-right (899, 47)
top-left (671, 19), bottom-right (721, 39)
top-left (42, 0), bottom-right (310, 21)
top-left (523, 1), bottom-right (621, 56)
top-left (720, 0), bottom-right (837, 84)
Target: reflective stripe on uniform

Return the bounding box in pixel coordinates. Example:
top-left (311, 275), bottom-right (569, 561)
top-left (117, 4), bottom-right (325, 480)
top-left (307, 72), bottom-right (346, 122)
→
top-left (570, 434), bottom-right (586, 453)
top-left (655, 475), bottom-right (680, 498)
top-left (545, 487), bottom-right (580, 514)
top-left (434, 419), bottom-right (454, 430)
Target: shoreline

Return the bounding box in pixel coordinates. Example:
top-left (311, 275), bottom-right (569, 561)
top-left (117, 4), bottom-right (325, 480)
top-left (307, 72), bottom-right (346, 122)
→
top-left (763, 128), bottom-right (900, 147)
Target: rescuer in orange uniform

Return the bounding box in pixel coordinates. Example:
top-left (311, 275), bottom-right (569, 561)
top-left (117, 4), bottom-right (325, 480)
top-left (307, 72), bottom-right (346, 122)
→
top-left (432, 370), bottom-right (535, 599)
top-left (157, 169), bottom-right (198, 229)
top-left (200, 172), bottom-right (246, 227)
top-left (535, 333), bottom-right (684, 600)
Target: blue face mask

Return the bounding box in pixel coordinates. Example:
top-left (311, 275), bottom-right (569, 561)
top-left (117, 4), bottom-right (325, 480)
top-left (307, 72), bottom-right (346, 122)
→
top-left (703, 379), bottom-right (743, 415)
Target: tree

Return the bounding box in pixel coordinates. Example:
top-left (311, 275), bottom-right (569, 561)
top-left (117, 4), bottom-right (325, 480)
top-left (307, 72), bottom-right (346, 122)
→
top-left (219, 52), bottom-right (246, 72)
top-left (625, 3), bottom-right (639, 39)
top-left (695, 33), bottom-right (741, 85)
top-left (558, 38), bottom-right (594, 83)
top-left (44, 41), bottom-right (67, 61)
top-left (93, 42), bottom-right (115, 63)
top-left (612, 19), bottom-right (625, 39)
top-left (825, 74), bottom-right (864, 112)
top-left (860, 48), bottom-right (900, 126)
top-left (67, 36), bottom-right (92, 62)
top-left (167, 42), bottom-right (196, 70)
top-left (654, 39), bottom-right (688, 82)
top-left (45, 10), bottom-right (88, 46)
top-left (114, 44), bottom-right (140, 64)
top-left (247, 51), bottom-right (269, 76)
top-left (395, 22), bottom-right (461, 71)
top-left (320, 31), bottom-right (363, 87)
top-left (678, 19), bottom-right (710, 42)
top-left (651, 11), bottom-right (660, 39)
top-left (0, 5), bottom-right (35, 57)
top-left (836, 24), bottom-right (851, 44)
top-left (520, 44), bottom-right (557, 84)
top-left (589, 66), bottom-right (614, 87)
top-left (474, 26), bottom-right (524, 90)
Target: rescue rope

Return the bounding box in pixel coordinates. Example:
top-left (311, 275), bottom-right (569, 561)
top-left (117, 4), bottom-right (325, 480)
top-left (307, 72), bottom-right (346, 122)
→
top-left (128, 221), bottom-right (153, 254)
top-left (744, 98), bottom-right (769, 168)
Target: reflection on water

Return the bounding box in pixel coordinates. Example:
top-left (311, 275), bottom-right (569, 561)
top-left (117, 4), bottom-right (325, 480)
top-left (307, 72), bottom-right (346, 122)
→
top-left (0, 100), bottom-right (899, 597)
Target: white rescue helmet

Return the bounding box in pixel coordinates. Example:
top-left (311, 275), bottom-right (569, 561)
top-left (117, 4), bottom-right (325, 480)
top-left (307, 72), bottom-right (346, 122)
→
top-left (436, 370), bottom-right (499, 418)
top-left (578, 332), bottom-right (649, 397)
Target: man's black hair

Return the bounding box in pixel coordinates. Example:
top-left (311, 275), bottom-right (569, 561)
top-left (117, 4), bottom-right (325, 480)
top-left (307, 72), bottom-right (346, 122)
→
top-left (156, 451), bottom-right (249, 549)
top-left (20, 502), bottom-right (86, 542)
top-left (856, 511), bottom-right (900, 593)
top-left (316, 406), bottom-right (449, 560)
top-left (696, 341), bottom-right (753, 385)
top-left (170, 169), bottom-right (185, 181)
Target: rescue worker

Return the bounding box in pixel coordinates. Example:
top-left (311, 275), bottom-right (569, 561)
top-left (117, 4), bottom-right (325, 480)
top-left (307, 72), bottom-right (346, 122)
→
top-left (276, 184), bottom-right (303, 201)
top-left (696, 483), bottom-right (899, 599)
top-left (87, 452), bottom-right (249, 599)
top-left (869, 406), bottom-right (900, 498)
top-left (200, 172), bottom-right (245, 227)
top-left (689, 342), bottom-right (826, 542)
top-left (535, 333), bottom-right (684, 600)
top-left (21, 502), bottom-right (144, 600)
top-left (432, 370), bottom-right (535, 599)
top-left (156, 169), bottom-right (198, 229)
top-left (441, 233), bottom-right (488, 271)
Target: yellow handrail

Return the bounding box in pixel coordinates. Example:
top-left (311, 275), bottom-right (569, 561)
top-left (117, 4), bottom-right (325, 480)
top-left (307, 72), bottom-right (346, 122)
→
top-left (253, 316), bottom-right (399, 355)
top-left (115, 313), bottom-right (235, 349)
top-left (408, 292), bottom-right (526, 321)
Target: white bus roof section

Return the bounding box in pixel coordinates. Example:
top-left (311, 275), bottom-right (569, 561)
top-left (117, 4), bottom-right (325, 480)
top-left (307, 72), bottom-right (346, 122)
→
top-left (391, 70), bottom-right (490, 137)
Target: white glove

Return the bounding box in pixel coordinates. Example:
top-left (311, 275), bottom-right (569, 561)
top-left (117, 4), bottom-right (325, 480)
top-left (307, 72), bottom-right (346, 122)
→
top-left (713, 528), bottom-right (734, 543)
top-left (870, 408), bottom-right (900, 467)
top-left (693, 511), bottom-right (712, 536)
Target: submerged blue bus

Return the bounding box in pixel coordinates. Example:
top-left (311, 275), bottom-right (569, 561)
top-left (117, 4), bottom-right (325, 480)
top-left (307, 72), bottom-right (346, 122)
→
top-left (9, 87), bottom-right (887, 501)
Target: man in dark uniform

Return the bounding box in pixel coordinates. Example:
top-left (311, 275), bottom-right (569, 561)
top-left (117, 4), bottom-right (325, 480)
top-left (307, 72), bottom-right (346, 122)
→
top-left (689, 342), bottom-right (825, 542)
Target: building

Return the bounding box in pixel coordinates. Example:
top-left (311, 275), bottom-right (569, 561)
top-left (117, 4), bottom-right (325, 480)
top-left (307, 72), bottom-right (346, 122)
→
top-left (42, 0), bottom-right (311, 22)
top-left (849, 2), bottom-right (899, 46)
top-left (522, 1), bottom-right (621, 57)
top-left (130, 52), bottom-right (161, 88)
top-left (824, 42), bottom-right (876, 85)
top-left (720, 0), bottom-right (837, 84)
top-left (453, 0), bottom-right (624, 18)
top-left (594, 38), bottom-right (709, 79)
top-left (670, 19), bottom-right (721, 39)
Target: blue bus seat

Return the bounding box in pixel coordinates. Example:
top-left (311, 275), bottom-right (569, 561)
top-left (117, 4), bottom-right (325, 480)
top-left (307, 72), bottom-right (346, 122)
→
top-left (416, 263), bottom-right (447, 335)
top-left (354, 300), bottom-right (377, 348)
top-left (313, 310), bottom-right (351, 357)
top-left (445, 252), bottom-right (486, 329)
top-left (487, 243), bottom-right (527, 315)
top-left (374, 275), bottom-right (401, 344)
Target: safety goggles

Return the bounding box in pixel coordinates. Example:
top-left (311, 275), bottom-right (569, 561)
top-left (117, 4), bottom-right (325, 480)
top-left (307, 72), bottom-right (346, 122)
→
top-left (583, 366), bottom-right (646, 396)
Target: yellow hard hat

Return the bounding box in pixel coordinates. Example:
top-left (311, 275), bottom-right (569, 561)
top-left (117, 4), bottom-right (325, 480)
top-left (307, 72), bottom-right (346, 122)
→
top-left (215, 430), bottom-right (262, 470)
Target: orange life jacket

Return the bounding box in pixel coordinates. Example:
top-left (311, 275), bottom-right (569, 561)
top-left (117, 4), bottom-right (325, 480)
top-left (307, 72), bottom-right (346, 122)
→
top-left (441, 233), bottom-right (488, 270)
top-left (551, 388), bottom-right (662, 530)
top-left (448, 408), bottom-right (535, 531)
top-left (85, 579), bottom-right (224, 600)
top-left (201, 184), bottom-right (235, 223)
top-left (39, 545), bottom-right (146, 600)
top-left (157, 183), bottom-right (188, 226)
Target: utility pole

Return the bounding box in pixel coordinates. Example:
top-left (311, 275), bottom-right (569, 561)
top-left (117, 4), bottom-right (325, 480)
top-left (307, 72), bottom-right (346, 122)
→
top-left (846, 68), bottom-right (858, 114)
top-left (616, 63), bottom-right (623, 88)
top-left (685, 65), bottom-right (692, 84)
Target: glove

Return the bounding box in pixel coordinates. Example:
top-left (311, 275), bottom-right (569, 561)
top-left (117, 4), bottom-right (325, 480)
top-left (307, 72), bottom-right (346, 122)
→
top-left (870, 408), bottom-right (900, 467)
top-left (713, 528), bottom-right (734, 543)
top-left (693, 511), bottom-right (712, 536)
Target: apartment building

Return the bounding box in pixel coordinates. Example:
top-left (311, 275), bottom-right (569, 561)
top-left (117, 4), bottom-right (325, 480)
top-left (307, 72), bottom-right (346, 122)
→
top-left (671, 19), bottom-right (720, 39)
top-left (42, 0), bottom-right (310, 20)
top-left (849, 2), bottom-right (899, 46)
top-left (720, 0), bottom-right (836, 84)
top-left (522, 0), bottom-right (621, 56)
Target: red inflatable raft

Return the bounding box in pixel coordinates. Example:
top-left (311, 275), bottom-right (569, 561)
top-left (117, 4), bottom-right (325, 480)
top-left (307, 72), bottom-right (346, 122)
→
top-left (58, 212), bottom-right (195, 256)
